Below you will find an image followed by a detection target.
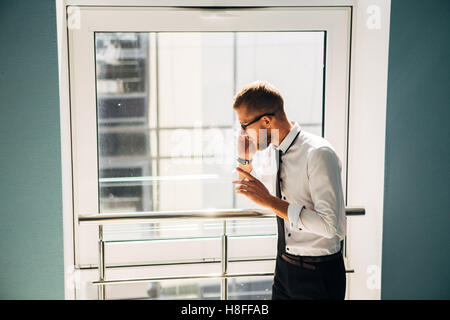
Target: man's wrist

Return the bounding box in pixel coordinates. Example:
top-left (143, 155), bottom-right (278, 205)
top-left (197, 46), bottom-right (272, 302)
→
top-left (237, 162), bottom-right (253, 176)
top-left (237, 157), bottom-right (252, 165)
top-left (266, 195), bottom-right (278, 211)
top-left (267, 195), bottom-right (289, 220)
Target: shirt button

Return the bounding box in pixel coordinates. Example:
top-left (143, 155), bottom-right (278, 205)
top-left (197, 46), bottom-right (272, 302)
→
top-left (288, 233), bottom-right (291, 237)
top-left (283, 196), bottom-right (286, 200)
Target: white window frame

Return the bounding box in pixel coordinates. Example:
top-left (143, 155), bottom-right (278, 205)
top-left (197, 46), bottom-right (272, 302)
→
top-left (57, 0), bottom-right (391, 300)
top-left (68, 4), bottom-right (350, 266)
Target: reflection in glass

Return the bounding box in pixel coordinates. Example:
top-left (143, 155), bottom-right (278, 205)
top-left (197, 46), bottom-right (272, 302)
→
top-left (228, 276), bottom-right (273, 300)
top-left (104, 277), bottom-right (273, 300)
top-left (105, 279), bottom-right (221, 300)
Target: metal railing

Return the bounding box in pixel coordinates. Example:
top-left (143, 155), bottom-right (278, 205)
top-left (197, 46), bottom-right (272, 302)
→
top-left (78, 207), bottom-right (365, 300)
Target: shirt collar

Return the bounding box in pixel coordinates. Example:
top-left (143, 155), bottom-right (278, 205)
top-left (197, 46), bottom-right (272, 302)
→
top-left (275, 121), bottom-right (301, 154)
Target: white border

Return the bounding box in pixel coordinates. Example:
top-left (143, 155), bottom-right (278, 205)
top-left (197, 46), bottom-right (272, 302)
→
top-left (56, 0), bottom-right (76, 299)
top-left (345, 0), bottom-right (391, 299)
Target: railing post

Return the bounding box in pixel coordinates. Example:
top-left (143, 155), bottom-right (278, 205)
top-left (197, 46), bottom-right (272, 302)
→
top-left (98, 225), bottom-right (106, 300)
top-left (221, 220), bottom-right (228, 300)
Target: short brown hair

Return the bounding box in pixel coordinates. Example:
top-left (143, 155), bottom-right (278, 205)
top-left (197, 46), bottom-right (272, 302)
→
top-left (233, 81), bottom-right (284, 116)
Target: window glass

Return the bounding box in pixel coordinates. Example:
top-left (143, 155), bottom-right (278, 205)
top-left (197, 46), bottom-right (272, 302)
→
top-left (95, 31), bottom-right (324, 217)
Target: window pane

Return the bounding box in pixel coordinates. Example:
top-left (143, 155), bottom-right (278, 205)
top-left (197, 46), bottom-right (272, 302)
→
top-left (96, 33), bottom-right (153, 214)
top-left (104, 277), bottom-right (272, 300)
top-left (95, 31), bottom-right (324, 216)
top-left (105, 279), bottom-right (221, 300)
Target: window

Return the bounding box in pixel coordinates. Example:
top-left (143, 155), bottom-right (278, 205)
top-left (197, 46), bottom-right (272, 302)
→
top-left (68, 7), bottom-right (350, 299)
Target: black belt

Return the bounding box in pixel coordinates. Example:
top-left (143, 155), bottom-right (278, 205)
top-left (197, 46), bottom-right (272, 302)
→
top-left (280, 250), bottom-right (343, 271)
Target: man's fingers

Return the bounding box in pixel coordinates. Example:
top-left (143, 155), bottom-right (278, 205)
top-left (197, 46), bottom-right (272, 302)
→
top-left (235, 185), bottom-right (249, 191)
top-left (235, 185), bottom-right (254, 193)
top-left (235, 187), bottom-right (254, 195)
top-left (232, 180), bottom-right (254, 186)
top-left (235, 167), bottom-right (256, 181)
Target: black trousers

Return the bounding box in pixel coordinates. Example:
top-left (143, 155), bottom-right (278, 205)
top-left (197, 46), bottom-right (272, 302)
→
top-left (271, 252), bottom-right (346, 300)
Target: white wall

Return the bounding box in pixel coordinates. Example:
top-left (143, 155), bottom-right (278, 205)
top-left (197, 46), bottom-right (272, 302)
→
top-left (346, 0), bottom-right (390, 299)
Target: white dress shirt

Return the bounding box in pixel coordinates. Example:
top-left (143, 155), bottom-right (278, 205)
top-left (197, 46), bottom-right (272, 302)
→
top-left (250, 121), bottom-right (346, 256)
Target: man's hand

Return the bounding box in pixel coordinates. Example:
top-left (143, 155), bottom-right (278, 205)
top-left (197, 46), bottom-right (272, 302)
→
top-left (236, 131), bottom-right (258, 179)
top-left (233, 167), bottom-right (289, 221)
top-left (237, 132), bottom-right (257, 160)
top-left (233, 167), bottom-right (274, 207)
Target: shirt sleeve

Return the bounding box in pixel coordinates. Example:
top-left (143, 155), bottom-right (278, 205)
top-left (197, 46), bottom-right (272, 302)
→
top-left (287, 204), bottom-right (305, 229)
top-left (295, 146), bottom-right (345, 239)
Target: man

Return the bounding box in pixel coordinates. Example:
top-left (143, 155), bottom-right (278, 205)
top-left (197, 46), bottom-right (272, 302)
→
top-left (232, 81), bottom-right (347, 300)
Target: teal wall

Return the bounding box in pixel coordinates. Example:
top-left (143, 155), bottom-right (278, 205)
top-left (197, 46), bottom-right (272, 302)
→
top-left (381, 0), bottom-right (450, 299)
top-left (0, 0), bottom-right (64, 299)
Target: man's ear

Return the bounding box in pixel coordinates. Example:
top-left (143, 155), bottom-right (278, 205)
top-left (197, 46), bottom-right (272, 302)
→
top-left (262, 116), bottom-right (272, 128)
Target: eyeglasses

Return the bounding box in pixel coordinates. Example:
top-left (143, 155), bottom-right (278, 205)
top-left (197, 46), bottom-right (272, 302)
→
top-left (240, 112), bottom-right (275, 131)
